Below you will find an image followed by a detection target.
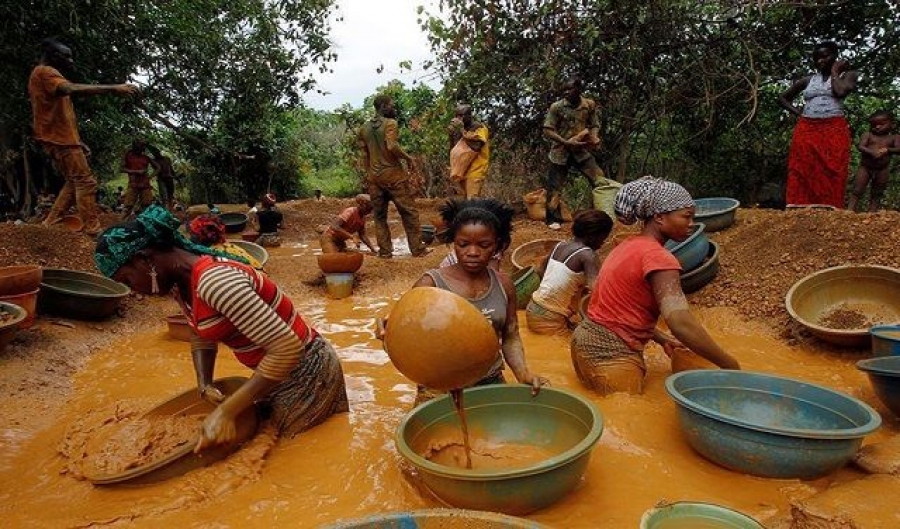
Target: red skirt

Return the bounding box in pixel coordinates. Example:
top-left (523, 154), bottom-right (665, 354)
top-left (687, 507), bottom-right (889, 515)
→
top-left (786, 116), bottom-right (850, 208)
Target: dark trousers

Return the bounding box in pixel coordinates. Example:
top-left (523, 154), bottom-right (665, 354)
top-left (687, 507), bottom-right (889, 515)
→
top-left (368, 179), bottom-right (424, 257)
top-left (544, 155), bottom-right (604, 224)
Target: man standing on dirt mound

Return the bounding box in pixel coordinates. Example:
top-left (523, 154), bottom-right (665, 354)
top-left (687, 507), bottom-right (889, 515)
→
top-left (357, 94), bottom-right (430, 258)
top-left (542, 76), bottom-right (611, 230)
top-left (29, 38), bottom-right (140, 236)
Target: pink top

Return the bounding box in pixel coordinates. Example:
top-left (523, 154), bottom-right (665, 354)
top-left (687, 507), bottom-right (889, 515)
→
top-left (586, 235), bottom-right (681, 350)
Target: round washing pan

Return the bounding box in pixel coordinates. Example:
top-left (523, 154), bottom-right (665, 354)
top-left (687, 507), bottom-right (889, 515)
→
top-left (511, 239), bottom-right (562, 272)
top-left (230, 240), bottom-right (269, 267)
top-left (785, 265), bottom-right (900, 348)
top-left (664, 223), bottom-right (709, 272)
top-left (0, 265), bottom-right (43, 296)
top-left (85, 377), bottom-right (258, 485)
top-left (857, 356), bottom-right (900, 418)
top-left (693, 198), bottom-right (740, 233)
top-left (219, 212), bottom-right (248, 233)
top-left (512, 266), bottom-right (540, 310)
top-left (666, 370), bottom-right (881, 479)
top-left (38, 269), bottom-right (130, 321)
top-left (321, 508), bottom-right (550, 529)
top-left (680, 241), bottom-right (720, 294)
top-left (0, 301), bottom-right (27, 352)
top-left (396, 384), bottom-right (603, 515)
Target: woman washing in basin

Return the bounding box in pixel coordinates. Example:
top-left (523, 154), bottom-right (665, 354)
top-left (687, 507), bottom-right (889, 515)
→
top-left (94, 205), bottom-right (349, 450)
top-left (571, 176), bottom-right (740, 395)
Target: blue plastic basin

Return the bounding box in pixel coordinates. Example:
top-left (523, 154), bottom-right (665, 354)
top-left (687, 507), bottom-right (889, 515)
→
top-left (665, 223), bottom-right (709, 273)
top-left (321, 509), bottom-right (549, 528)
top-left (694, 198), bottom-right (740, 232)
top-left (666, 370), bottom-right (881, 479)
top-left (870, 325), bottom-right (900, 357)
top-left (857, 356), bottom-right (900, 417)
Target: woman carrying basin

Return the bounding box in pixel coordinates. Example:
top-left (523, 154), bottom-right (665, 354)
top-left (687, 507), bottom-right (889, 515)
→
top-left (94, 205), bottom-right (349, 451)
top-left (572, 176), bottom-right (740, 395)
top-left (410, 198), bottom-right (549, 404)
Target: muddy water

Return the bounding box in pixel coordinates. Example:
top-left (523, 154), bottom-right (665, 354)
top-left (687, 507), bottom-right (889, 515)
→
top-left (0, 297), bottom-right (897, 527)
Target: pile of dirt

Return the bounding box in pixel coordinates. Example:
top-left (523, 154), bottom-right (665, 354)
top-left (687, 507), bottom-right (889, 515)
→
top-left (0, 223), bottom-right (98, 271)
top-left (690, 208), bottom-right (900, 333)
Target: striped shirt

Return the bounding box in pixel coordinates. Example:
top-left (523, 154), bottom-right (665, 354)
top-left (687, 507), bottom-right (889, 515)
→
top-left (187, 256), bottom-right (317, 381)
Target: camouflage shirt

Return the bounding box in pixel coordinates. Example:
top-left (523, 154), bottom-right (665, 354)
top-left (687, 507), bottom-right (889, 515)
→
top-left (543, 96), bottom-right (599, 165)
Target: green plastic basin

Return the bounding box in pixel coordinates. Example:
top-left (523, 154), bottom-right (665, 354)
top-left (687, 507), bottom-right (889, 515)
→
top-left (321, 508), bottom-right (549, 528)
top-left (38, 268), bottom-right (130, 321)
top-left (396, 385), bottom-right (603, 515)
top-left (512, 266), bottom-right (541, 310)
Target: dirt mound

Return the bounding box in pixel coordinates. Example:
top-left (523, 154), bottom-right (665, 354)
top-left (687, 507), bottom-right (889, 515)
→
top-left (0, 223), bottom-right (98, 271)
top-left (690, 208), bottom-right (900, 334)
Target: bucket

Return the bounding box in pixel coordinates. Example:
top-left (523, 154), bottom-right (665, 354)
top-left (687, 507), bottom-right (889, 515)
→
top-left (640, 501), bottom-right (764, 529)
top-left (325, 273), bottom-right (354, 299)
top-left (592, 179), bottom-right (623, 219)
top-left (871, 325), bottom-right (900, 357)
top-left (0, 288), bottom-right (39, 329)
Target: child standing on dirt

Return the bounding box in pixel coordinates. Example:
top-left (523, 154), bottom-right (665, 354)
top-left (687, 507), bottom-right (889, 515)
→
top-left (848, 110), bottom-right (900, 212)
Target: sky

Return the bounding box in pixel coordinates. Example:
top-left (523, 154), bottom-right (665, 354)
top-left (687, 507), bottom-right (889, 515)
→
top-left (303, 0), bottom-right (441, 111)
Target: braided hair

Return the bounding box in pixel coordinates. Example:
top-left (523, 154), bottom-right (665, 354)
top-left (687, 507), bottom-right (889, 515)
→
top-left (437, 198), bottom-right (514, 253)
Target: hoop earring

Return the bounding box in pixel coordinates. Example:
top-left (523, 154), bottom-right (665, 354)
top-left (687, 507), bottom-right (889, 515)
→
top-left (149, 264), bottom-right (160, 295)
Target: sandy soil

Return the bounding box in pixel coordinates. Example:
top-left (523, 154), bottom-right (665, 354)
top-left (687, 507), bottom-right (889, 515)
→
top-left (2, 201), bottom-right (900, 466)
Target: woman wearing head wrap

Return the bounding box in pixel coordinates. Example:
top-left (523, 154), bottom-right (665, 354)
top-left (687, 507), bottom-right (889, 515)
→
top-left (189, 214), bottom-right (263, 270)
top-left (572, 177), bottom-right (740, 395)
top-left (407, 198), bottom-right (548, 405)
top-left (318, 194), bottom-right (376, 254)
top-left (256, 193), bottom-right (283, 247)
top-left (95, 205), bottom-right (349, 450)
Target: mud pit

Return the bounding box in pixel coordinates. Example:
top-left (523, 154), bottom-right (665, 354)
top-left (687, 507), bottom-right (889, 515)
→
top-left (1, 202), bottom-right (899, 527)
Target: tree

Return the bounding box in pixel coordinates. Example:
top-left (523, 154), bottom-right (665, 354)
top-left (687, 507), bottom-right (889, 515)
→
top-left (421, 1), bottom-right (900, 203)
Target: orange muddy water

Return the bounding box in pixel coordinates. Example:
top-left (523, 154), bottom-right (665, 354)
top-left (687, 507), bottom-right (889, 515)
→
top-left (0, 297), bottom-right (897, 527)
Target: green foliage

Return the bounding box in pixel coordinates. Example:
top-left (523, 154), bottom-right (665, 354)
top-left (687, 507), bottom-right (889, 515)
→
top-left (1, 0), bottom-right (337, 204)
top-left (421, 0), bottom-right (900, 205)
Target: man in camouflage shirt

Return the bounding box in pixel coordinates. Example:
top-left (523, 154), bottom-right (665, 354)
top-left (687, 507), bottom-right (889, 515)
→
top-left (357, 95), bottom-right (429, 258)
top-left (542, 77), bottom-right (607, 229)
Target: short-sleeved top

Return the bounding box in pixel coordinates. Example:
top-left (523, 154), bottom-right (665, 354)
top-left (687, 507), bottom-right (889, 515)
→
top-left (257, 208), bottom-right (283, 234)
top-left (184, 256), bottom-right (317, 381)
top-left (463, 124), bottom-right (491, 182)
top-left (28, 65), bottom-right (80, 147)
top-left (587, 235), bottom-right (681, 351)
top-left (358, 116), bottom-right (407, 186)
top-left (325, 206), bottom-right (365, 241)
top-left (123, 151), bottom-right (153, 189)
top-left (802, 74), bottom-right (845, 119)
top-left (543, 96), bottom-right (599, 164)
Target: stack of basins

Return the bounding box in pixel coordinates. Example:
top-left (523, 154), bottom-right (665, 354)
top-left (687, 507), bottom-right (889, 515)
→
top-left (667, 198), bottom-right (740, 294)
top-left (0, 265), bottom-right (42, 330)
top-left (317, 253), bottom-right (364, 299)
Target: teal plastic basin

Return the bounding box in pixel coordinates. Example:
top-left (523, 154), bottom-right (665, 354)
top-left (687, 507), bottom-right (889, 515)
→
top-left (694, 198), bottom-right (740, 232)
top-left (664, 223), bottom-right (709, 272)
top-left (396, 385), bottom-right (603, 515)
top-left (857, 356), bottom-right (900, 417)
top-left (870, 325), bottom-right (900, 357)
top-left (640, 501), bottom-right (763, 528)
top-left (321, 508), bottom-right (549, 528)
top-left (666, 370), bottom-right (881, 479)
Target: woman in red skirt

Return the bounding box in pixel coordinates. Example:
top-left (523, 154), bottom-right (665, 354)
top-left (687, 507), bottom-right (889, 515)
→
top-left (778, 41), bottom-right (858, 208)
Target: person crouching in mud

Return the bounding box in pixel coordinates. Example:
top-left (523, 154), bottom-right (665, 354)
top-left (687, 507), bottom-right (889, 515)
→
top-left (571, 177), bottom-right (740, 395)
top-left (318, 194), bottom-right (376, 254)
top-left (94, 205), bottom-right (349, 449)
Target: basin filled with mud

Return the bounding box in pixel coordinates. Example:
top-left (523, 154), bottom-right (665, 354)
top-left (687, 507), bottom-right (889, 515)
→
top-left (322, 508), bottom-right (550, 528)
top-left (80, 377), bottom-right (259, 485)
top-left (786, 265), bottom-right (900, 347)
top-left (396, 385), bottom-right (603, 515)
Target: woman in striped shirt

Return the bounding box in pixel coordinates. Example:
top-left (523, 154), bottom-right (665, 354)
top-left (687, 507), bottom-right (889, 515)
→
top-left (95, 205), bottom-right (348, 451)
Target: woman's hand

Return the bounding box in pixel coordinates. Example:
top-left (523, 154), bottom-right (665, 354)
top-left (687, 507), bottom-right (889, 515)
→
top-left (199, 384), bottom-right (225, 404)
top-left (520, 371), bottom-right (550, 396)
top-left (374, 317), bottom-right (388, 341)
top-left (194, 405), bottom-right (238, 453)
top-left (652, 330), bottom-right (683, 359)
top-left (832, 59), bottom-right (850, 77)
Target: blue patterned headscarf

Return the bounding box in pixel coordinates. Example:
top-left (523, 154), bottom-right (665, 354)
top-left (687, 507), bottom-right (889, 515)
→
top-left (94, 204), bottom-right (247, 277)
top-left (613, 176), bottom-right (695, 225)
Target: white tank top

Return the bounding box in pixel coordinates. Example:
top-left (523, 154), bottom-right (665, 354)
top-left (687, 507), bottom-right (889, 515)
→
top-left (531, 242), bottom-right (591, 316)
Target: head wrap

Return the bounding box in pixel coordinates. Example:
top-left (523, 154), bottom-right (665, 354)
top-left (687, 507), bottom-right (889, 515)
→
top-left (189, 214), bottom-right (226, 245)
top-left (262, 193), bottom-right (277, 207)
top-left (613, 176), bottom-right (695, 225)
top-left (94, 204), bottom-right (248, 277)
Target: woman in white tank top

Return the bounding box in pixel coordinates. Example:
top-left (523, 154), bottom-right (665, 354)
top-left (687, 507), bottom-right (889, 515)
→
top-left (525, 210), bottom-right (613, 335)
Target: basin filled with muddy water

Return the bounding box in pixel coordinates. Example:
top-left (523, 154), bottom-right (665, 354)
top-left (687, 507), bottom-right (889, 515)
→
top-left (396, 385), bottom-right (603, 515)
top-left (1, 240), bottom-right (899, 528)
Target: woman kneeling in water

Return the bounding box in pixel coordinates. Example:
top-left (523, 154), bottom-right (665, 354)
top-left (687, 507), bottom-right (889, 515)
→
top-left (571, 177), bottom-right (740, 395)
